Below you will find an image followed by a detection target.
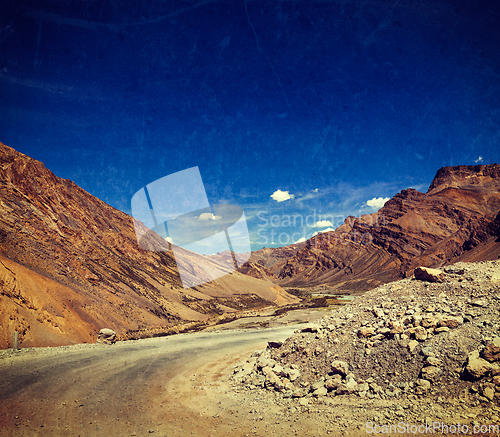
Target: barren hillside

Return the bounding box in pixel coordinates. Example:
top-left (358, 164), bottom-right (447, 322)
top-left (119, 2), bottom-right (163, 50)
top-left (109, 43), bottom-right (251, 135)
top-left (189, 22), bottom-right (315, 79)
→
top-left (0, 142), bottom-right (297, 348)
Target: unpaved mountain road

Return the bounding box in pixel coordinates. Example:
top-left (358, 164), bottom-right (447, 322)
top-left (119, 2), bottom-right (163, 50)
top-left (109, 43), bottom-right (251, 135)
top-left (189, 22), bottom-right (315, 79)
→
top-left (0, 325), bottom-right (314, 437)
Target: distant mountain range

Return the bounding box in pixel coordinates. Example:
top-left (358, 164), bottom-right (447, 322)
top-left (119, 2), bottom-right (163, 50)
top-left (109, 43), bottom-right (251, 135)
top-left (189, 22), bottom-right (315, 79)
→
top-left (240, 164), bottom-right (500, 291)
top-left (1, 141), bottom-right (499, 349)
top-left (0, 142), bottom-right (297, 348)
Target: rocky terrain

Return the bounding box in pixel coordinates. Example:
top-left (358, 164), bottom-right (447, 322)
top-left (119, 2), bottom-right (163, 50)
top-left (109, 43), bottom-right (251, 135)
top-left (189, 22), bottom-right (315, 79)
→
top-left (243, 164), bottom-right (500, 291)
top-left (0, 142), bottom-right (298, 348)
top-left (230, 260), bottom-right (500, 433)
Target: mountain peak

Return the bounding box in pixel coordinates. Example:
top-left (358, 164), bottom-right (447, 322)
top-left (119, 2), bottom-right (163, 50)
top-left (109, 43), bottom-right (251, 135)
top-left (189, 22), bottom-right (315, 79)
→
top-left (427, 163), bottom-right (500, 194)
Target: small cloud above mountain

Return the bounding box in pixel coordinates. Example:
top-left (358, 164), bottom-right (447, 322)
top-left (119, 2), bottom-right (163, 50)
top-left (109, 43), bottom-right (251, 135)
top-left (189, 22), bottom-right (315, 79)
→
top-left (271, 189), bottom-right (295, 202)
top-left (312, 220), bottom-right (333, 228)
top-left (475, 156), bottom-right (484, 163)
top-left (366, 197), bottom-right (390, 209)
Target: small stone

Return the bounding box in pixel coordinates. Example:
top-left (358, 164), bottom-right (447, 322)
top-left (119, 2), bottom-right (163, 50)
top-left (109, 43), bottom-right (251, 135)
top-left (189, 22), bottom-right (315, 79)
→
top-left (438, 316), bottom-right (463, 329)
top-left (331, 360), bottom-right (349, 377)
top-left (426, 357), bottom-right (442, 366)
top-left (325, 379), bottom-right (340, 391)
top-left (313, 387), bottom-right (328, 397)
top-left (421, 347), bottom-right (435, 357)
top-left (390, 325), bottom-right (404, 335)
top-left (408, 340), bottom-right (419, 353)
top-left (414, 326), bottom-right (427, 341)
top-left (470, 299), bottom-right (488, 307)
top-left (345, 378), bottom-right (358, 392)
top-left (268, 341), bottom-right (283, 349)
top-left (358, 327), bottom-right (375, 338)
top-left (420, 366), bottom-right (442, 382)
top-left (273, 365), bottom-right (284, 375)
top-left (301, 323), bottom-right (319, 333)
top-left (335, 383), bottom-right (350, 395)
top-left (483, 386), bottom-right (495, 401)
top-left (288, 369), bottom-right (300, 382)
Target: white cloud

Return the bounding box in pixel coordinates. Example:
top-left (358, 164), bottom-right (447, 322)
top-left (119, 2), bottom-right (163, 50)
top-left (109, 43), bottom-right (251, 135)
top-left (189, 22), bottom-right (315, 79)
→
top-left (165, 237), bottom-right (174, 244)
top-left (312, 220), bottom-right (333, 228)
top-left (196, 212), bottom-right (222, 221)
top-left (475, 156), bottom-right (484, 163)
top-left (366, 197), bottom-right (390, 209)
top-left (270, 189), bottom-right (295, 202)
top-left (294, 237), bottom-right (307, 244)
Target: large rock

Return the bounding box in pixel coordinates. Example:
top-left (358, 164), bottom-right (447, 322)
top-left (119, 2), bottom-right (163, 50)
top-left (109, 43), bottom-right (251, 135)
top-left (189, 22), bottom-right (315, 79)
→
top-left (481, 337), bottom-right (500, 362)
top-left (97, 328), bottom-right (116, 344)
top-left (438, 315), bottom-right (463, 329)
top-left (465, 351), bottom-right (500, 380)
top-left (331, 360), bottom-right (349, 377)
top-left (420, 366), bottom-right (442, 382)
top-left (358, 327), bottom-right (375, 338)
top-left (414, 267), bottom-right (445, 283)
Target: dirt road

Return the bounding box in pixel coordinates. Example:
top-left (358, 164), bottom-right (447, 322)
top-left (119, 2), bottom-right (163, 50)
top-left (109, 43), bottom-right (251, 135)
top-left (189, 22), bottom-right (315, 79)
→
top-left (0, 325), bottom-right (307, 437)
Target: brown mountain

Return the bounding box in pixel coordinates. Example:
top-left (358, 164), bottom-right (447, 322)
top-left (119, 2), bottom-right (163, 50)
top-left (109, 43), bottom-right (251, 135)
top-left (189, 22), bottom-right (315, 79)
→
top-left (0, 142), bottom-right (297, 348)
top-left (243, 164), bottom-right (500, 291)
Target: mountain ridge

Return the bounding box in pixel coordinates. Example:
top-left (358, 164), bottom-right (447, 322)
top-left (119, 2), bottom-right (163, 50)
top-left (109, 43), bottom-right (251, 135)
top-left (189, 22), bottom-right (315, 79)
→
top-left (0, 141), bottom-right (297, 348)
top-left (242, 164), bottom-right (500, 290)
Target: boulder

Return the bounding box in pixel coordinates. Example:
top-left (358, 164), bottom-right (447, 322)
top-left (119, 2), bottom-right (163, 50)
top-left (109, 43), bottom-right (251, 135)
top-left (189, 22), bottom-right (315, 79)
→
top-left (420, 366), bottom-right (442, 382)
top-left (465, 351), bottom-right (500, 380)
top-left (438, 315), bottom-right (463, 329)
top-left (97, 328), bottom-right (116, 344)
top-left (414, 266), bottom-right (445, 283)
top-left (481, 337), bottom-right (500, 362)
top-left (331, 360), bottom-right (349, 376)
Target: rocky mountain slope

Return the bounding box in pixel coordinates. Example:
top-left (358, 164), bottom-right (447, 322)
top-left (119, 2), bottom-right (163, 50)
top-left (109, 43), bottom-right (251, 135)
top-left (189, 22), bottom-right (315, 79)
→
top-left (0, 142), bottom-right (297, 348)
top-left (231, 260), bottom-right (500, 432)
top-left (243, 164), bottom-right (500, 291)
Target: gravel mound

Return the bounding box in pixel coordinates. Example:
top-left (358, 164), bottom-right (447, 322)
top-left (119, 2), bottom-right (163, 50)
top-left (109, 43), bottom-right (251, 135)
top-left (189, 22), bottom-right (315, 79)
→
top-left (232, 261), bottom-right (500, 417)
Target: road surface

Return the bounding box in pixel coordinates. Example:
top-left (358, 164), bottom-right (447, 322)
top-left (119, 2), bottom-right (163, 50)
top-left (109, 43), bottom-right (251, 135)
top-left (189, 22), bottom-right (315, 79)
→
top-left (0, 326), bottom-right (300, 437)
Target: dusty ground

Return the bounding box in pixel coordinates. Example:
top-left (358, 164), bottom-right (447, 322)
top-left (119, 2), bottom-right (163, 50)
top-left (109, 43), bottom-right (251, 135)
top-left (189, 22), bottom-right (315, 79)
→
top-left (0, 307), bottom-right (334, 437)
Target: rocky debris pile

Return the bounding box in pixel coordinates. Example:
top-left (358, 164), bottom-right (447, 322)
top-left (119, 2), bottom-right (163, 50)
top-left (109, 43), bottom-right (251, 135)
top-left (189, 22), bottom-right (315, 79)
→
top-left (97, 328), bottom-right (116, 344)
top-left (232, 261), bottom-right (500, 406)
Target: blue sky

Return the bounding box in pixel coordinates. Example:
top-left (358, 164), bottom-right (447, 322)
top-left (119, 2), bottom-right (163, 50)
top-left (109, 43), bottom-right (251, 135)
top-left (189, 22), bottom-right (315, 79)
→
top-left (1, 0), bottom-right (499, 252)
